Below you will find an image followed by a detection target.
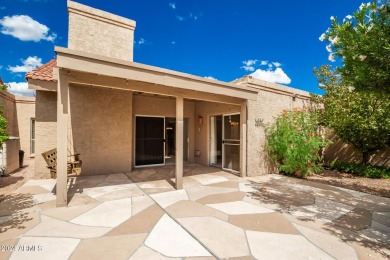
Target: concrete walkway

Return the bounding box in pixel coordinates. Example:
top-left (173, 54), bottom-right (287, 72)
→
top-left (0, 164), bottom-right (389, 259)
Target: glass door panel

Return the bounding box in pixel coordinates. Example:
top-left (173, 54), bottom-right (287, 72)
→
top-left (222, 114), bottom-right (240, 172)
top-left (209, 115), bottom-right (222, 167)
top-left (135, 116), bottom-right (165, 166)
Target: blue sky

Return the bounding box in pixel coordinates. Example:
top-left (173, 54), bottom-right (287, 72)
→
top-left (0, 0), bottom-right (365, 96)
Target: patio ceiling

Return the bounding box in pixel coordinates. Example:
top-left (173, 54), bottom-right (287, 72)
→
top-left (54, 47), bottom-right (259, 105)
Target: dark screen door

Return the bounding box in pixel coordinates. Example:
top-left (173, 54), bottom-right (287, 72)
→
top-left (135, 116), bottom-right (165, 166)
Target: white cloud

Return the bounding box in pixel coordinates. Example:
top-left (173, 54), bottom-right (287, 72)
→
top-left (134, 37), bottom-right (151, 47)
top-left (260, 60), bottom-right (268, 66)
top-left (6, 82), bottom-right (35, 97)
top-left (176, 15), bottom-right (185, 21)
top-left (138, 38), bottom-right (146, 45)
top-left (204, 76), bottom-right (218, 80)
top-left (169, 3), bottom-right (176, 9)
top-left (272, 62), bottom-right (281, 67)
top-left (0, 7), bottom-right (6, 10)
top-left (241, 59), bottom-right (257, 72)
top-left (189, 13), bottom-right (198, 20)
top-left (171, 41), bottom-right (176, 44)
top-left (250, 67), bottom-right (291, 84)
top-left (0, 15), bottom-right (57, 42)
top-left (8, 56), bottom-right (42, 73)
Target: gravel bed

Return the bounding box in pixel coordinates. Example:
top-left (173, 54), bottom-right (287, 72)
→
top-left (307, 169), bottom-right (390, 198)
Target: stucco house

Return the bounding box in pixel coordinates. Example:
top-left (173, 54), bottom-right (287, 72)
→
top-left (26, 1), bottom-right (311, 207)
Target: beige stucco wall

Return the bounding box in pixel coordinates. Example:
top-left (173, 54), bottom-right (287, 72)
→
top-left (1, 139), bottom-right (20, 174)
top-left (69, 86), bottom-right (133, 175)
top-left (194, 101), bottom-right (240, 166)
top-left (35, 91), bottom-right (57, 177)
top-left (0, 92), bottom-right (35, 174)
top-left (133, 95), bottom-right (196, 163)
top-left (246, 88), bottom-right (310, 177)
top-left (0, 91), bottom-right (18, 137)
top-left (68, 1), bottom-right (135, 61)
top-left (15, 97), bottom-right (35, 155)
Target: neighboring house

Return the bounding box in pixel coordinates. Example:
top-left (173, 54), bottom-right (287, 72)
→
top-left (0, 78), bottom-right (35, 174)
top-left (26, 1), bottom-right (311, 207)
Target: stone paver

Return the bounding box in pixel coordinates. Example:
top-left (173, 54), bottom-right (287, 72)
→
top-left (70, 233), bottom-right (146, 260)
top-left (1, 164), bottom-right (389, 259)
top-left (22, 179), bottom-right (56, 192)
top-left (206, 201), bottom-right (274, 215)
top-left (229, 213), bottom-right (300, 234)
top-left (145, 214), bottom-right (211, 258)
top-left (186, 185), bottom-right (237, 201)
top-left (70, 198), bottom-right (132, 228)
top-left (129, 246), bottom-right (180, 260)
top-left (289, 197), bottom-right (354, 222)
top-left (189, 174), bottom-right (229, 185)
top-left (166, 200), bottom-right (229, 221)
top-left (293, 223), bottom-right (358, 259)
top-left (26, 215), bottom-right (110, 238)
top-left (246, 231), bottom-right (334, 260)
top-left (150, 189), bottom-right (189, 208)
top-left (333, 208), bottom-right (372, 231)
top-left (106, 204), bottom-right (163, 235)
top-left (10, 237), bottom-right (80, 260)
top-left (178, 216), bottom-right (250, 259)
top-left (131, 195), bottom-right (155, 215)
top-left (196, 191), bottom-right (246, 204)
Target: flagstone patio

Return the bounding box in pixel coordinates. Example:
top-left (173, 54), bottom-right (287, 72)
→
top-left (0, 164), bottom-right (389, 259)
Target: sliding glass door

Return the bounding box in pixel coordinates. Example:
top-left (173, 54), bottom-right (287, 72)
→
top-left (135, 116), bottom-right (165, 166)
top-left (209, 113), bottom-right (240, 173)
top-left (222, 114), bottom-right (240, 172)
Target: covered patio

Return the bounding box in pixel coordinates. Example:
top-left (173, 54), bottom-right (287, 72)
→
top-left (54, 47), bottom-right (258, 207)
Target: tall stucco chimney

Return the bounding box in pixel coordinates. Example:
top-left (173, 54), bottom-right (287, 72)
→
top-left (67, 1), bottom-right (136, 61)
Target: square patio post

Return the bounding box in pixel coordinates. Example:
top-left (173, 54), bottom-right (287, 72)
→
top-left (56, 68), bottom-right (69, 207)
top-left (240, 100), bottom-right (247, 177)
top-left (175, 96), bottom-right (184, 189)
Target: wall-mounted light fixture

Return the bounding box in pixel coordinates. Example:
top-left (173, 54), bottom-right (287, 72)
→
top-left (198, 116), bottom-right (203, 132)
top-left (198, 116), bottom-right (203, 127)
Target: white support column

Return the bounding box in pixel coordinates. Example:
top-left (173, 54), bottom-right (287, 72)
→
top-left (56, 69), bottom-right (69, 207)
top-left (175, 96), bottom-right (184, 189)
top-left (240, 100), bottom-right (247, 177)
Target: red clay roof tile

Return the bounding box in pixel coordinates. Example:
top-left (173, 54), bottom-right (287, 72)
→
top-left (26, 58), bottom-right (57, 82)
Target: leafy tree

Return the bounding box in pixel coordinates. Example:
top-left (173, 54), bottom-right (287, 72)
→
top-left (0, 82), bottom-right (9, 147)
top-left (313, 66), bottom-right (390, 164)
top-left (319, 1), bottom-right (390, 93)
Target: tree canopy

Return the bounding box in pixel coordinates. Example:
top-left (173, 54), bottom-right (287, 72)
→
top-left (313, 66), bottom-right (390, 163)
top-left (319, 1), bottom-right (390, 93)
top-left (0, 83), bottom-right (9, 147)
top-left (314, 1), bottom-right (390, 164)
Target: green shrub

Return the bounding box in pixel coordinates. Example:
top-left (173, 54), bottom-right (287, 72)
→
top-left (329, 161), bottom-right (390, 179)
top-left (266, 108), bottom-right (329, 178)
top-left (0, 83), bottom-right (9, 147)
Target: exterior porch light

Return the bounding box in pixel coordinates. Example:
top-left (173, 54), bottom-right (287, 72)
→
top-left (198, 116), bottom-right (203, 126)
top-left (198, 116), bottom-right (203, 132)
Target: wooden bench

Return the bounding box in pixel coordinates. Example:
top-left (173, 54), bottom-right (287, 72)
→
top-left (41, 148), bottom-right (82, 178)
